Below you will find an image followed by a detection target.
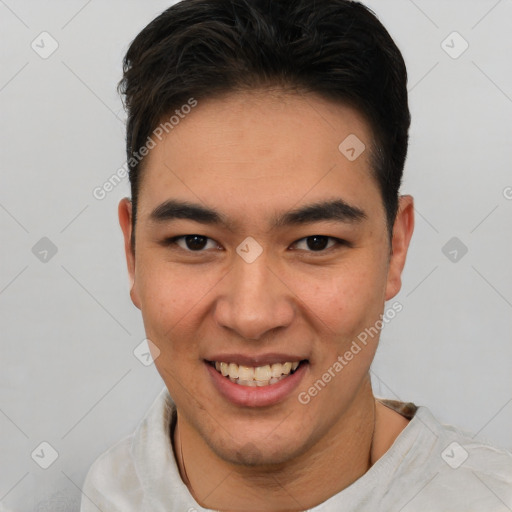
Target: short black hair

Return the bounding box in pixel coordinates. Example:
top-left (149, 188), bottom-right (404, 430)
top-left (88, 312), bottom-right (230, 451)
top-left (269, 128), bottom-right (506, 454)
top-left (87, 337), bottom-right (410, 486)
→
top-left (119, 0), bottom-right (410, 251)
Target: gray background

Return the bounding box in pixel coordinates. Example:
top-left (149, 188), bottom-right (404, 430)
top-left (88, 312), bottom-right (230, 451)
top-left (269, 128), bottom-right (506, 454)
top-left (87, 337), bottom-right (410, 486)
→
top-left (1, 1), bottom-right (511, 510)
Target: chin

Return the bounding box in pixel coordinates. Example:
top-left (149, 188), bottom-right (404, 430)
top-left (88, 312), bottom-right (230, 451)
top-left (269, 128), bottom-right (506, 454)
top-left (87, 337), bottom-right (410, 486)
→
top-left (210, 431), bottom-right (311, 468)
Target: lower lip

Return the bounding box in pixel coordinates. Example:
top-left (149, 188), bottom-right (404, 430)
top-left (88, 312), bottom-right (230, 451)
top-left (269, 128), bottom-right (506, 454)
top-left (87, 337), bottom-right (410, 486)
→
top-left (206, 361), bottom-right (308, 408)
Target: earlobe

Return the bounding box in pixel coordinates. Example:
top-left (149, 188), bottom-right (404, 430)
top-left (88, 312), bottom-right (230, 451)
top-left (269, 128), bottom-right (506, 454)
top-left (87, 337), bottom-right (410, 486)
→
top-left (385, 195), bottom-right (415, 301)
top-left (118, 198), bottom-right (142, 310)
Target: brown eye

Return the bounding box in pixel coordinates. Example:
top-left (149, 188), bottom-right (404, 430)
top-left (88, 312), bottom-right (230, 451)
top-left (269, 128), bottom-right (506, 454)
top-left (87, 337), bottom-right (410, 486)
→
top-left (165, 235), bottom-right (219, 252)
top-left (305, 235), bottom-right (329, 251)
top-left (292, 236), bottom-right (345, 252)
top-left (183, 235), bottom-right (208, 250)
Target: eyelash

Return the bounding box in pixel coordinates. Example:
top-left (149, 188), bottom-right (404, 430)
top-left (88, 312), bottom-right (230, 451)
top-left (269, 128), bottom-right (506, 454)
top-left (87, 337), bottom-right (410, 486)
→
top-left (162, 235), bottom-right (349, 254)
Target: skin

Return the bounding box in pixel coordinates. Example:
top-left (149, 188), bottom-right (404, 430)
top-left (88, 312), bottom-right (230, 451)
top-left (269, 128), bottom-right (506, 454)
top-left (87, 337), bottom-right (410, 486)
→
top-left (119, 90), bottom-right (414, 511)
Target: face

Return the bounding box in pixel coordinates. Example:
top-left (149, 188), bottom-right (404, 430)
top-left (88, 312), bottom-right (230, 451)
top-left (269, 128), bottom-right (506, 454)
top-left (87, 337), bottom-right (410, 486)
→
top-left (119, 90), bottom-right (413, 466)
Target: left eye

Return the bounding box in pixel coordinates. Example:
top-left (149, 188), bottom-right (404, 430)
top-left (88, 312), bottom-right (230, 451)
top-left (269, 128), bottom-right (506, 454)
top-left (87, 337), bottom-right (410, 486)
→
top-left (292, 235), bottom-right (341, 252)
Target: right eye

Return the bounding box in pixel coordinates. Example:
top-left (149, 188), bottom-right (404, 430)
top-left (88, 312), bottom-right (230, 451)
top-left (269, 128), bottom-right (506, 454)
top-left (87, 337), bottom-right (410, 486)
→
top-left (163, 235), bottom-right (220, 252)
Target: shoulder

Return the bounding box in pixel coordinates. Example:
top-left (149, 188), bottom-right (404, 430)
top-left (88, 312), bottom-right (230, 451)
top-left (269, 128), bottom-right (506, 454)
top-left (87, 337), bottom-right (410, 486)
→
top-left (444, 426), bottom-right (512, 498)
top-left (81, 434), bottom-right (143, 512)
top-left (401, 406), bottom-right (512, 510)
top-left (80, 388), bottom-right (175, 512)
top-left (425, 407), bottom-right (512, 476)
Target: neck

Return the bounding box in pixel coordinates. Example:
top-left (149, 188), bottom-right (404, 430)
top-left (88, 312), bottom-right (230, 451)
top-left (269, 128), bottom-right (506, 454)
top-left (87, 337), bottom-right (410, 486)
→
top-left (174, 377), bottom-right (383, 511)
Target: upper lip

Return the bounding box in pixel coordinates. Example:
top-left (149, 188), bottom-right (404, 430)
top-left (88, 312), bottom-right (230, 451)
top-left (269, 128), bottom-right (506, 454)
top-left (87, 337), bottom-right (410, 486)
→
top-left (205, 353), bottom-right (308, 367)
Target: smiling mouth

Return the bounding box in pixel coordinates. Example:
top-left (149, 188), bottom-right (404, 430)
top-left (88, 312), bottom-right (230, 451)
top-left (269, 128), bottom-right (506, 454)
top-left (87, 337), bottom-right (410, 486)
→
top-left (207, 360), bottom-right (307, 387)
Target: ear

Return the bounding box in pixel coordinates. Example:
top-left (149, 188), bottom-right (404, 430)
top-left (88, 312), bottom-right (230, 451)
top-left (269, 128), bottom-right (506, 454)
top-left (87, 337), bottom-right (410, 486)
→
top-left (385, 195), bottom-right (415, 300)
top-left (118, 197), bottom-right (141, 310)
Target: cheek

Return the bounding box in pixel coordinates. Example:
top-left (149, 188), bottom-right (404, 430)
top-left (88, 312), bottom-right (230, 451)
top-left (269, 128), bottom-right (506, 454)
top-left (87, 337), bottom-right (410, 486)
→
top-left (134, 258), bottom-right (206, 355)
top-left (287, 254), bottom-right (387, 338)
top-left (136, 262), bottom-right (208, 394)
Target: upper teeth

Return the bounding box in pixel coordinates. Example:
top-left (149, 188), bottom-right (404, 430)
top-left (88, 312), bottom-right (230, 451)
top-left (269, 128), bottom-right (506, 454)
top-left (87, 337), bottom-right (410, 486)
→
top-left (214, 361), bottom-right (300, 382)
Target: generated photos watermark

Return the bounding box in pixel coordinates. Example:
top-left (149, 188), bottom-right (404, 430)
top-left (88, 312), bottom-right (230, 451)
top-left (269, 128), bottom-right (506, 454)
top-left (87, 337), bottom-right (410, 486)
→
top-left (92, 97), bottom-right (198, 200)
top-left (298, 301), bottom-right (403, 405)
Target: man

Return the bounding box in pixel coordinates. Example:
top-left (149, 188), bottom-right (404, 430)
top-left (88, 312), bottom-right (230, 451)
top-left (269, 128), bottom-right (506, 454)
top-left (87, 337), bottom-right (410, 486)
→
top-left (81, 0), bottom-right (512, 510)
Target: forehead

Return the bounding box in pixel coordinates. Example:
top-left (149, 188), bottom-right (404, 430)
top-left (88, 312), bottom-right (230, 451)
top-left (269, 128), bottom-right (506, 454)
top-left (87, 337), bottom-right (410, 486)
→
top-left (137, 90), bottom-right (382, 226)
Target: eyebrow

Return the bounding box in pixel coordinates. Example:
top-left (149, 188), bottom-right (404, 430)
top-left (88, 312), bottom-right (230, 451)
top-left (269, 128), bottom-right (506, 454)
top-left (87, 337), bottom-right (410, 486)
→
top-left (149, 198), bottom-right (367, 230)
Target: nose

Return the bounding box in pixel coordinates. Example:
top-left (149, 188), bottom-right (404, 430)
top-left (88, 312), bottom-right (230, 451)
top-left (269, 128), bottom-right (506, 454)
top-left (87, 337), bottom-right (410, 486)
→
top-left (213, 253), bottom-right (295, 341)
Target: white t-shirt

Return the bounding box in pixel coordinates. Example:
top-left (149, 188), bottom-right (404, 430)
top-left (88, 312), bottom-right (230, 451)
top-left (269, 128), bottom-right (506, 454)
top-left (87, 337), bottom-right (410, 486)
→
top-left (81, 387), bottom-right (512, 511)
